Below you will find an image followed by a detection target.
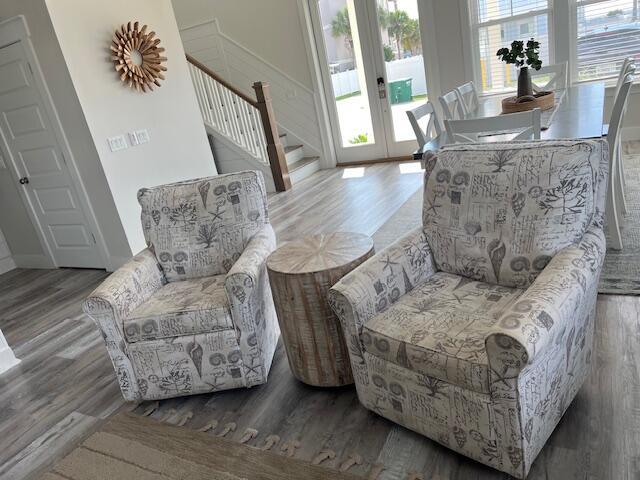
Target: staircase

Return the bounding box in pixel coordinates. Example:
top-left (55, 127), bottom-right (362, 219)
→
top-left (186, 55), bottom-right (320, 191)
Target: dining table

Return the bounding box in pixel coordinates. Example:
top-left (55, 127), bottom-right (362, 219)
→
top-left (413, 82), bottom-right (606, 160)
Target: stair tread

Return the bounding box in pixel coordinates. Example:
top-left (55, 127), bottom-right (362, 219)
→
top-left (289, 156), bottom-right (319, 172)
top-left (284, 144), bottom-right (303, 153)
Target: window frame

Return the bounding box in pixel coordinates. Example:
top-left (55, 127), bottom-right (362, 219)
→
top-left (464, 0), bottom-right (557, 95)
top-left (569, 0), bottom-right (639, 85)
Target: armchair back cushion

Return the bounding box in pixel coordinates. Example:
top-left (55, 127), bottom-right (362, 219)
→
top-left (138, 171), bottom-right (269, 282)
top-left (422, 140), bottom-right (605, 288)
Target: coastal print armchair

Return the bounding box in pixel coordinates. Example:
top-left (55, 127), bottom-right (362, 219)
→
top-left (329, 140), bottom-right (607, 478)
top-left (83, 171), bottom-right (279, 401)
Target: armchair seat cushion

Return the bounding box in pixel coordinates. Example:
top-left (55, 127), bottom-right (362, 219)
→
top-left (361, 272), bottom-right (524, 394)
top-left (123, 275), bottom-right (234, 343)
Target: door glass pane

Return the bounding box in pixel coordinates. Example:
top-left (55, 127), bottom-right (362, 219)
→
top-left (377, 0), bottom-right (429, 142)
top-left (318, 0), bottom-right (375, 147)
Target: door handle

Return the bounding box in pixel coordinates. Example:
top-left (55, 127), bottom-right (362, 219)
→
top-left (19, 176), bottom-right (29, 185)
top-left (377, 77), bottom-right (387, 99)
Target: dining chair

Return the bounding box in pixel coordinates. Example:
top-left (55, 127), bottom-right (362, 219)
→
top-left (455, 81), bottom-right (479, 117)
top-left (439, 89), bottom-right (465, 120)
top-left (444, 108), bottom-right (541, 143)
top-left (605, 71), bottom-right (635, 250)
top-left (531, 62), bottom-right (568, 92)
top-left (406, 100), bottom-right (443, 149)
top-left (606, 58), bottom-right (635, 195)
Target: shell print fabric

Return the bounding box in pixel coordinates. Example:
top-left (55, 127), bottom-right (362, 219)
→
top-left (329, 139), bottom-right (608, 478)
top-left (422, 140), bottom-right (603, 288)
top-left (83, 171), bottom-right (279, 401)
top-left (137, 170), bottom-right (269, 282)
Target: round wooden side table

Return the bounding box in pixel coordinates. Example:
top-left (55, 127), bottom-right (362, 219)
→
top-left (267, 232), bottom-right (374, 387)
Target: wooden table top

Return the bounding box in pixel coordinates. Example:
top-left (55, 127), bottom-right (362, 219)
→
top-left (413, 82), bottom-right (606, 160)
top-left (267, 232), bottom-right (374, 275)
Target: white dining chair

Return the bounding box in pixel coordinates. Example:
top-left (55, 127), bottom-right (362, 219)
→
top-left (444, 108), bottom-right (541, 144)
top-left (531, 62), bottom-right (568, 92)
top-left (614, 57), bottom-right (635, 98)
top-left (406, 100), bottom-right (442, 149)
top-left (455, 81), bottom-right (479, 117)
top-left (439, 89), bottom-right (465, 120)
top-left (605, 71), bottom-right (635, 250)
top-left (605, 58), bottom-right (635, 195)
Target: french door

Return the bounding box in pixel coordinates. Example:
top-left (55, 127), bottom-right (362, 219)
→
top-left (311, 0), bottom-right (433, 163)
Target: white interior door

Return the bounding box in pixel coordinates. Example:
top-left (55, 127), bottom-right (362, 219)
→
top-left (311, 0), bottom-right (433, 163)
top-left (0, 41), bottom-right (102, 268)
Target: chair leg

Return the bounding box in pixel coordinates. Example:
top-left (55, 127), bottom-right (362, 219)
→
top-left (615, 147), bottom-right (628, 216)
top-left (606, 169), bottom-right (624, 250)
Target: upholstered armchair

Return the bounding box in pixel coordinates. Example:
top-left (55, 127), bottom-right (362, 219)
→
top-left (83, 171), bottom-right (279, 401)
top-left (329, 140), bottom-right (607, 478)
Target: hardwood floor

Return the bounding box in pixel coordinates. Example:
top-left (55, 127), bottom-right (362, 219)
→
top-left (0, 162), bottom-right (639, 479)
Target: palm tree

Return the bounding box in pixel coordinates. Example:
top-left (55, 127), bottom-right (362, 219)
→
top-left (387, 10), bottom-right (410, 59)
top-left (331, 7), bottom-right (353, 55)
top-left (402, 18), bottom-right (421, 55)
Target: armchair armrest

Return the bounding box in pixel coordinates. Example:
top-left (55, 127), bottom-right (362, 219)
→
top-left (224, 223), bottom-right (276, 301)
top-left (83, 248), bottom-right (165, 331)
top-left (82, 248), bottom-right (165, 402)
top-left (224, 224), bottom-right (277, 386)
top-left (485, 223), bottom-right (605, 395)
top-left (329, 226), bottom-right (437, 337)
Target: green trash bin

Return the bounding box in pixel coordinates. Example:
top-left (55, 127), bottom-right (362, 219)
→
top-left (388, 77), bottom-right (413, 104)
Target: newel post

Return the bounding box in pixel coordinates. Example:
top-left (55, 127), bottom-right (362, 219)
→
top-left (253, 82), bottom-right (291, 192)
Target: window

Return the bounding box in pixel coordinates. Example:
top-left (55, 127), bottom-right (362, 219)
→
top-left (574, 0), bottom-right (640, 82)
top-left (468, 0), bottom-right (552, 93)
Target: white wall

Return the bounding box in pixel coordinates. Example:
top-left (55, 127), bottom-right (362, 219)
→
top-left (0, 327), bottom-right (20, 375)
top-left (46, 0), bottom-right (217, 255)
top-left (172, 0), bottom-right (314, 90)
top-left (0, 0), bottom-right (132, 269)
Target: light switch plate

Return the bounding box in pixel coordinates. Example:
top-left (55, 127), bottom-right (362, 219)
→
top-left (128, 132), bottom-right (139, 146)
top-left (108, 135), bottom-right (127, 152)
top-left (134, 129), bottom-right (150, 144)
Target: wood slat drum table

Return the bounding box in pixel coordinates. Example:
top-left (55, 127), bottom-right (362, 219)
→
top-left (267, 232), bottom-right (374, 387)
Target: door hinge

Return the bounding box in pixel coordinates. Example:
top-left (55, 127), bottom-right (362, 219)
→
top-left (90, 233), bottom-right (97, 244)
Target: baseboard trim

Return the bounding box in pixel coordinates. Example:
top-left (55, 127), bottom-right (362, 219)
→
top-left (337, 155), bottom-right (413, 167)
top-left (0, 347), bottom-right (20, 376)
top-left (109, 256), bottom-right (132, 272)
top-left (12, 253), bottom-right (55, 269)
top-left (0, 256), bottom-right (16, 275)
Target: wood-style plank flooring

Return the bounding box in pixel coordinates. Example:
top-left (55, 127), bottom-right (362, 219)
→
top-left (0, 162), bottom-right (639, 479)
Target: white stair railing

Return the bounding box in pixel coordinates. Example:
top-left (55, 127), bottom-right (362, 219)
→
top-left (186, 55), bottom-right (291, 191)
top-left (187, 61), bottom-right (269, 165)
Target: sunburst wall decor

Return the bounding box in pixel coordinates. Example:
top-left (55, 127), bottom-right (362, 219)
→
top-left (110, 21), bottom-right (167, 92)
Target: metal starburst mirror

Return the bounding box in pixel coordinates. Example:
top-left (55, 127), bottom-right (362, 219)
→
top-left (110, 21), bottom-right (167, 92)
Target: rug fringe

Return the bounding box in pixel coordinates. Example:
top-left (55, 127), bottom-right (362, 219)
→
top-left (141, 401), bottom-right (159, 417)
top-left (280, 440), bottom-right (300, 457)
top-left (176, 411), bottom-right (193, 427)
top-left (311, 449), bottom-right (336, 465)
top-left (197, 420), bottom-right (218, 432)
top-left (239, 428), bottom-right (258, 444)
top-left (339, 453), bottom-right (362, 472)
top-left (217, 422), bottom-right (237, 437)
top-left (259, 434), bottom-right (280, 451)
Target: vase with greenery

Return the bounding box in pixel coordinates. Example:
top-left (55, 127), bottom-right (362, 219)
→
top-left (496, 39), bottom-right (542, 99)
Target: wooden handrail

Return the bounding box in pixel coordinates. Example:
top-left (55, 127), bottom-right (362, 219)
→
top-left (253, 81), bottom-right (291, 191)
top-left (186, 54), bottom-right (257, 107)
top-left (186, 54), bottom-right (291, 192)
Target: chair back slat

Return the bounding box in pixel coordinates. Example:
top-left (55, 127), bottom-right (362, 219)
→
top-left (444, 108), bottom-right (541, 144)
top-left (406, 100), bottom-right (442, 148)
